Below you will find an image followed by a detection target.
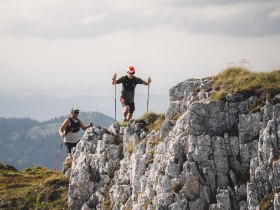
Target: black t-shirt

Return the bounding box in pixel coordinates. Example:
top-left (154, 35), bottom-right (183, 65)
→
top-left (116, 76), bottom-right (143, 103)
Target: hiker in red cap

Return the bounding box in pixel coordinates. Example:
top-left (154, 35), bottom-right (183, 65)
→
top-left (112, 66), bottom-right (151, 122)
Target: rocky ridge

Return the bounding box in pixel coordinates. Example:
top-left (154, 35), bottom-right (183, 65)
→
top-left (67, 78), bottom-right (280, 210)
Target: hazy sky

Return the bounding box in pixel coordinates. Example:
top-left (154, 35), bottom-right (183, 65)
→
top-left (1, 0), bottom-right (280, 97)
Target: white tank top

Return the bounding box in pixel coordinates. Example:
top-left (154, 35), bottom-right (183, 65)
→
top-left (64, 132), bottom-right (79, 143)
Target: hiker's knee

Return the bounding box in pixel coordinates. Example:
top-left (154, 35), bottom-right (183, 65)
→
top-left (124, 106), bottom-right (129, 112)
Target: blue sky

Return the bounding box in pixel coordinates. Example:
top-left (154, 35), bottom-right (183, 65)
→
top-left (0, 0), bottom-right (280, 97)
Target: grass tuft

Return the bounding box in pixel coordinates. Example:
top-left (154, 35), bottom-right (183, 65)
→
top-left (127, 146), bottom-right (134, 156)
top-left (172, 112), bottom-right (182, 121)
top-left (148, 136), bottom-right (161, 146)
top-left (211, 67), bottom-right (280, 101)
top-left (140, 112), bottom-right (165, 132)
top-left (102, 182), bottom-right (115, 210)
top-left (143, 198), bottom-right (153, 209)
top-left (119, 121), bottom-right (129, 127)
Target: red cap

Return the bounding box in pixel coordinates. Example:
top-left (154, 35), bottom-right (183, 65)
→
top-left (127, 66), bottom-right (135, 74)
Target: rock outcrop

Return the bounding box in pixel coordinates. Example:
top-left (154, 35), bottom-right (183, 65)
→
top-left (67, 78), bottom-right (280, 210)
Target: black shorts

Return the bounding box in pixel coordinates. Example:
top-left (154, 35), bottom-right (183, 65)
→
top-left (64, 141), bottom-right (79, 154)
top-left (120, 97), bottom-right (135, 113)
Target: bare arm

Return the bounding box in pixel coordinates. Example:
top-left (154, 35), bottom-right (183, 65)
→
top-left (79, 119), bottom-right (93, 131)
top-left (59, 118), bottom-right (70, 138)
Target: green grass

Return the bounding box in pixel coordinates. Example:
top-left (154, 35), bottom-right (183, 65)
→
top-left (119, 121), bottom-right (129, 127)
top-left (0, 164), bottom-right (69, 210)
top-left (118, 112), bottom-right (165, 132)
top-left (139, 112), bottom-right (165, 132)
top-left (211, 67), bottom-right (280, 101)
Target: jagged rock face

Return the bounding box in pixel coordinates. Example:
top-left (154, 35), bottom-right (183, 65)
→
top-left (68, 78), bottom-right (280, 210)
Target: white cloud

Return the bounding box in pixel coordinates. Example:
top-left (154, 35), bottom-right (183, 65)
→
top-left (0, 0), bottom-right (279, 98)
top-left (82, 14), bottom-right (105, 25)
top-left (0, 0), bottom-right (279, 39)
top-left (269, 6), bottom-right (280, 18)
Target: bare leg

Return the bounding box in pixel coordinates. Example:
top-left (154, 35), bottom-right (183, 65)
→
top-left (127, 113), bottom-right (133, 121)
top-left (123, 105), bottom-right (130, 121)
top-left (70, 149), bottom-right (74, 159)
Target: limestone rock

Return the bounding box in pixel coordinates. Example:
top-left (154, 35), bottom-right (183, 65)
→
top-left (66, 79), bottom-right (280, 210)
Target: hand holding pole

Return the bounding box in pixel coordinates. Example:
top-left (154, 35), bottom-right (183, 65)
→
top-left (112, 73), bottom-right (117, 81)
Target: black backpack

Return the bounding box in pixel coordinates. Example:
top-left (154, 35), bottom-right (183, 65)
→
top-left (65, 118), bottom-right (80, 134)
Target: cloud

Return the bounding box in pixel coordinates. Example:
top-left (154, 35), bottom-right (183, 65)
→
top-left (184, 1), bottom-right (280, 36)
top-left (0, 0), bottom-right (279, 39)
top-left (269, 5), bottom-right (280, 18)
top-left (82, 14), bottom-right (105, 25)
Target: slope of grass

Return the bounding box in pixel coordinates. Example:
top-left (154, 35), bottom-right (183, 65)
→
top-left (211, 67), bottom-right (280, 101)
top-left (0, 163), bottom-right (69, 210)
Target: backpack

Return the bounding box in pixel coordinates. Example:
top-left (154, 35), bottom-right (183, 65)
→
top-left (65, 117), bottom-right (80, 134)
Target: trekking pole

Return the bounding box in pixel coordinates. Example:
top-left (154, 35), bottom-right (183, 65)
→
top-left (53, 139), bottom-right (63, 176)
top-left (147, 77), bottom-right (150, 113)
top-left (114, 77), bottom-right (117, 122)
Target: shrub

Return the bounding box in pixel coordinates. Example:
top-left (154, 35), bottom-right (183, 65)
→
top-left (0, 163), bottom-right (18, 171)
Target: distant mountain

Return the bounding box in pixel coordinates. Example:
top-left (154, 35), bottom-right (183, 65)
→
top-left (0, 93), bottom-right (169, 121)
top-left (0, 111), bottom-right (115, 170)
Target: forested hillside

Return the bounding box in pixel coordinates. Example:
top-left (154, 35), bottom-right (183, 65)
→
top-left (0, 111), bottom-right (114, 170)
